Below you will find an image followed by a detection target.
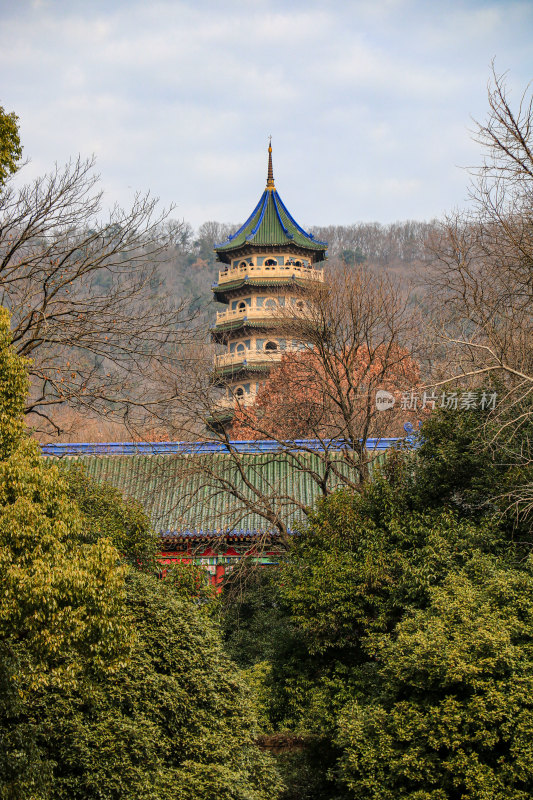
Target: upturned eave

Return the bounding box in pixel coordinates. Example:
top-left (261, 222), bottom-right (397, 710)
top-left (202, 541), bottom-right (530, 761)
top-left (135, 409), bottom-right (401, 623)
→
top-left (212, 276), bottom-right (323, 304)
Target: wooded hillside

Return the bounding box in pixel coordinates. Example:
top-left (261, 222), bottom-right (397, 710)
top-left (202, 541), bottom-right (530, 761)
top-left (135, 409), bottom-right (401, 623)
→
top-left (160, 217), bottom-right (436, 321)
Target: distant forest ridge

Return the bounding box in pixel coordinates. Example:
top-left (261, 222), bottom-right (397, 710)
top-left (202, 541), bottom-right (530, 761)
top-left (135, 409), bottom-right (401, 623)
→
top-left (161, 218), bottom-right (437, 315)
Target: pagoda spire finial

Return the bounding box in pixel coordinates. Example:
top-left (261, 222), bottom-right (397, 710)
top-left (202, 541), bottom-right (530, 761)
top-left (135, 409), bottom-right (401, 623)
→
top-left (266, 136), bottom-right (275, 190)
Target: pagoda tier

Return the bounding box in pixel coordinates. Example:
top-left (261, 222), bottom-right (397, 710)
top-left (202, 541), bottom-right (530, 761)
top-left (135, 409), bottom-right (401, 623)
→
top-left (212, 260), bottom-right (324, 305)
top-left (211, 273), bottom-right (320, 345)
top-left (211, 143), bottom-right (327, 410)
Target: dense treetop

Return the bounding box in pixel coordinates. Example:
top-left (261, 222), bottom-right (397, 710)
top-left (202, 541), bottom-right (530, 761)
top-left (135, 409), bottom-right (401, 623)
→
top-left (0, 305), bottom-right (282, 800)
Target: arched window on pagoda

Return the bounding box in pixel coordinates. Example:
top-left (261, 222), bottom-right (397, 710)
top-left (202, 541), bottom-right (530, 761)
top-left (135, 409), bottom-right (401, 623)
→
top-left (264, 340), bottom-right (278, 352)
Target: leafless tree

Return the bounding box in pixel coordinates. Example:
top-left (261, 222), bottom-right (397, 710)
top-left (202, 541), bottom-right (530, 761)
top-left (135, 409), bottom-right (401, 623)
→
top-left (227, 265), bottom-right (422, 476)
top-left (310, 220), bottom-right (437, 271)
top-left (154, 264), bottom-right (422, 545)
top-left (423, 65), bottom-right (533, 517)
top-left (0, 156), bottom-right (198, 436)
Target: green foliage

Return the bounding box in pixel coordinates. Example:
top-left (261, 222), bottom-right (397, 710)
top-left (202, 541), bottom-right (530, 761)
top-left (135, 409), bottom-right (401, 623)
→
top-left (0, 307), bottom-right (29, 458)
top-left (0, 310), bottom-right (132, 797)
top-left (266, 431), bottom-right (533, 797)
top-left (0, 309), bottom-right (130, 693)
top-left (0, 307), bottom-right (282, 799)
top-left (243, 661), bottom-right (275, 733)
top-left (220, 566), bottom-right (311, 732)
top-left (0, 106), bottom-right (22, 187)
top-left (337, 556), bottom-right (533, 799)
top-left (62, 463), bottom-right (216, 602)
top-left (221, 436), bottom-right (531, 798)
top-left (220, 565), bottom-right (368, 798)
top-left (30, 570), bottom-right (283, 800)
top-left (273, 746), bottom-right (339, 800)
top-left (340, 248), bottom-right (366, 266)
top-left (410, 404), bottom-right (507, 516)
top-left (282, 484), bottom-right (501, 663)
top-left (164, 559), bottom-right (216, 604)
top-left (411, 399), bottom-right (531, 521)
top-left (221, 566), bottom-right (295, 668)
top-left (60, 463), bottom-right (159, 570)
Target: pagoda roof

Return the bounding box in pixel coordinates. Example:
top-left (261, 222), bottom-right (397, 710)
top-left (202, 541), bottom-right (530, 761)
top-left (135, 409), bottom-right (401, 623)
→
top-left (211, 318), bottom-right (293, 343)
top-left (212, 275), bottom-right (320, 303)
top-left (214, 143), bottom-right (327, 261)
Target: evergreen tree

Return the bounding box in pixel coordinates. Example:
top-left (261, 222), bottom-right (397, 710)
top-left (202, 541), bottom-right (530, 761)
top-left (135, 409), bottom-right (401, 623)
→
top-left (0, 306), bottom-right (131, 797)
top-left (338, 556), bottom-right (533, 799)
top-left (62, 464), bottom-right (159, 571)
top-left (223, 406), bottom-right (533, 798)
top-left (0, 106), bottom-right (22, 187)
top-left (0, 307), bottom-right (282, 800)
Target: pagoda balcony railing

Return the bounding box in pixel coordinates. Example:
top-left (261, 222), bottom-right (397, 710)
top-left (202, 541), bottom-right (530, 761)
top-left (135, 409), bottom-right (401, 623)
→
top-left (215, 305), bottom-right (313, 325)
top-left (214, 349), bottom-right (298, 369)
top-left (217, 263), bottom-right (324, 285)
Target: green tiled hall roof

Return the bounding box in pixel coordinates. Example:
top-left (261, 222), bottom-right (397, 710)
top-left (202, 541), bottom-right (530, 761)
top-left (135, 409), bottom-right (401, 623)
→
top-left (59, 451), bottom-right (361, 540)
top-left (214, 144), bottom-right (327, 260)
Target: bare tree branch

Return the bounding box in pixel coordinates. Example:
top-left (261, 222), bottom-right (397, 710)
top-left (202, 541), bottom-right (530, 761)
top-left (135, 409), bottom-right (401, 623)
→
top-left (0, 157), bottom-right (200, 435)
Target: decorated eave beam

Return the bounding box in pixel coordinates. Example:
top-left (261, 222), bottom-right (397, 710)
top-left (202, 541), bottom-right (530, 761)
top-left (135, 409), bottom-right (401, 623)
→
top-left (213, 245), bottom-right (328, 265)
top-left (210, 321), bottom-right (306, 344)
top-left (212, 366), bottom-right (278, 386)
top-left (41, 437), bottom-right (403, 458)
top-left (159, 528), bottom-right (282, 545)
top-left (211, 275), bottom-right (322, 292)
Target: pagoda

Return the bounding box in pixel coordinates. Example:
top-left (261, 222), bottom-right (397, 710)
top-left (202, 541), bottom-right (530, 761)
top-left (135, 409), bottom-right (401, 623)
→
top-left (211, 142), bottom-right (328, 416)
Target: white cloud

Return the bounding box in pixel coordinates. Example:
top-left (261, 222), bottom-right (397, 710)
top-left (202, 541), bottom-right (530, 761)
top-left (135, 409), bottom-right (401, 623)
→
top-left (1, 0), bottom-right (532, 227)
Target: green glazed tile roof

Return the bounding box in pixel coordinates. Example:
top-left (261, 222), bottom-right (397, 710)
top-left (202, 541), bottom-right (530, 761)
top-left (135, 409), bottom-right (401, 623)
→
top-left (59, 451), bottom-right (373, 537)
top-left (213, 363), bottom-right (273, 378)
top-left (212, 278), bottom-right (321, 301)
top-left (211, 319), bottom-right (287, 341)
top-left (213, 317), bottom-right (282, 330)
top-left (215, 189), bottom-right (328, 256)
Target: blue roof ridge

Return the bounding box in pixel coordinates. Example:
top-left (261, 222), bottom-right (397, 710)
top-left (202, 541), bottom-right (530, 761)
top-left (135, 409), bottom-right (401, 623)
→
top-left (246, 191), bottom-right (269, 241)
top-left (41, 437), bottom-right (403, 457)
top-left (275, 191), bottom-right (328, 247)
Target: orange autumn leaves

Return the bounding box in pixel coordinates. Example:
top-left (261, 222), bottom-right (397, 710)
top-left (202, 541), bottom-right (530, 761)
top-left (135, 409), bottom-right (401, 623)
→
top-left (229, 344), bottom-right (423, 441)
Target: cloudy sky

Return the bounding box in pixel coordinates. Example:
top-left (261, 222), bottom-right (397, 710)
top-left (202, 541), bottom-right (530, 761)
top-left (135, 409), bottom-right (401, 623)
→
top-left (1, 0), bottom-right (532, 229)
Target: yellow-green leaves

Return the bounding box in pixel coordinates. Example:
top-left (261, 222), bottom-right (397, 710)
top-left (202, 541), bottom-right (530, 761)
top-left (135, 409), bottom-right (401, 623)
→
top-left (338, 560), bottom-right (533, 799)
top-left (0, 308), bottom-right (29, 458)
top-left (0, 106), bottom-right (22, 187)
top-left (0, 306), bottom-right (281, 799)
